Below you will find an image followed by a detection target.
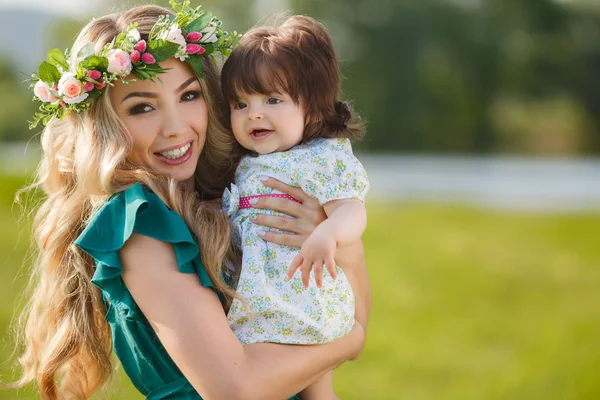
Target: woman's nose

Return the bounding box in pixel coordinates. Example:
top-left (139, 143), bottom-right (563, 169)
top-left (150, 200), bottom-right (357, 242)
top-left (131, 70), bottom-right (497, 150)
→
top-left (162, 108), bottom-right (187, 138)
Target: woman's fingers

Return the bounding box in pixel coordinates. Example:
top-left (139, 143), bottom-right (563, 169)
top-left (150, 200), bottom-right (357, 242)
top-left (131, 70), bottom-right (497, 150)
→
top-left (260, 176), bottom-right (312, 203)
top-left (252, 213), bottom-right (313, 235)
top-left (251, 196), bottom-right (307, 219)
top-left (257, 229), bottom-right (305, 247)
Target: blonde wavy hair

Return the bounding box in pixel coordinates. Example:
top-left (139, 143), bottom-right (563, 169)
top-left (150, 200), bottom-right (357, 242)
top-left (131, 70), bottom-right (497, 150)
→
top-left (6, 5), bottom-right (239, 399)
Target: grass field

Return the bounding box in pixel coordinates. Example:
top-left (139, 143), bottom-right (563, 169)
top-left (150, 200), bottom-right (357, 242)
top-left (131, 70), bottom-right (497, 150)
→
top-left (1, 174), bottom-right (599, 399)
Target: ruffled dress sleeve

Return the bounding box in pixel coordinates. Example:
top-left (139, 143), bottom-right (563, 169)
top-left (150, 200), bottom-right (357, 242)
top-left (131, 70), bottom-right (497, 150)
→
top-left (75, 182), bottom-right (212, 319)
top-left (296, 138), bottom-right (370, 205)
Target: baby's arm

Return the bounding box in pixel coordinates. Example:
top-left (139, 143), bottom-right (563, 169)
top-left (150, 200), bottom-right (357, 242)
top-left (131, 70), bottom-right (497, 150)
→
top-left (288, 198), bottom-right (367, 288)
top-left (299, 371), bottom-right (338, 400)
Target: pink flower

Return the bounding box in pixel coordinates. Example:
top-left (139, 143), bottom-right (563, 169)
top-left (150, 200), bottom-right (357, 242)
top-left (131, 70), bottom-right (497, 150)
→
top-left (82, 82), bottom-right (95, 92)
top-left (130, 50), bottom-right (141, 64)
top-left (95, 79), bottom-right (106, 90)
top-left (134, 40), bottom-right (147, 53)
top-left (186, 32), bottom-right (202, 42)
top-left (87, 70), bottom-right (102, 81)
top-left (33, 80), bottom-right (59, 103)
top-left (106, 49), bottom-right (132, 76)
top-left (58, 72), bottom-right (88, 104)
top-left (141, 52), bottom-right (156, 64)
top-left (186, 44), bottom-right (205, 55)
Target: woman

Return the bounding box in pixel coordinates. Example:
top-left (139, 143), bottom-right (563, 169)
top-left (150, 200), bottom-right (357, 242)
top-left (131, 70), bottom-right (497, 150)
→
top-left (9, 2), bottom-right (370, 400)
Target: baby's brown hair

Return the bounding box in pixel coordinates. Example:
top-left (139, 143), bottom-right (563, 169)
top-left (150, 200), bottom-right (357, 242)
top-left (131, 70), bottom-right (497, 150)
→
top-left (221, 15), bottom-right (364, 145)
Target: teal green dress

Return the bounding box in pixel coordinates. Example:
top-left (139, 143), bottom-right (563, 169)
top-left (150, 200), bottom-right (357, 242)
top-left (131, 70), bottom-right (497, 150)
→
top-left (75, 183), bottom-right (300, 400)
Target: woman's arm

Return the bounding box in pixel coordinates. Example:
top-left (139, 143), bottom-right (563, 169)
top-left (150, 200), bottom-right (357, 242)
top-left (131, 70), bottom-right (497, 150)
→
top-left (120, 232), bottom-right (365, 400)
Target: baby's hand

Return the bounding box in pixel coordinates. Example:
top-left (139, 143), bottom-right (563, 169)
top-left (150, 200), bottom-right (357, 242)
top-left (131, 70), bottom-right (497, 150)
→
top-left (287, 231), bottom-right (337, 288)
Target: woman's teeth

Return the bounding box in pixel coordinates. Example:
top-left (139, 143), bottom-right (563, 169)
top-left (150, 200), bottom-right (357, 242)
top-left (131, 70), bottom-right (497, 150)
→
top-left (158, 143), bottom-right (191, 159)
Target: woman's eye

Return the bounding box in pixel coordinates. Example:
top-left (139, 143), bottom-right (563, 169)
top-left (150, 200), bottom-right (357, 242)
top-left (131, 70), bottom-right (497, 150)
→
top-left (181, 90), bottom-right (200, 102)
top-left (129, 104), bottom-right (154, 115)
top-left (267, 98), bottom-right (281, 105)
top-left (234, 102), bottom-right (247, 110)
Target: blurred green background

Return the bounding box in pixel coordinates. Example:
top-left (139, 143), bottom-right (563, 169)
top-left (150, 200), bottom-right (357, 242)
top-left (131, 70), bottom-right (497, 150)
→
top-left (1, 0), bottom-right (600, 153)
top-left (1, 0), bottom-right (600, 399)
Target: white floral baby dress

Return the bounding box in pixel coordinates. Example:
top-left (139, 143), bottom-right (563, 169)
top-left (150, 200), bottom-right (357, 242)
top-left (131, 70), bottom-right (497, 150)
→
top-left (223, 138), bottom-right (369, 344)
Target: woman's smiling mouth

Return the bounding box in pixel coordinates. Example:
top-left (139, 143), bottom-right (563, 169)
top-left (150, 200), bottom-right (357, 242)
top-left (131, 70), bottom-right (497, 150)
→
top-left (154, 141), bottom-right (194, 165)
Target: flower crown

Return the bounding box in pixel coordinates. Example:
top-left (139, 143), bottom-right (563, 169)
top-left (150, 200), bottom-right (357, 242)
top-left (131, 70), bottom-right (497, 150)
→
top-left (29, 0), bottom-right (240, 129)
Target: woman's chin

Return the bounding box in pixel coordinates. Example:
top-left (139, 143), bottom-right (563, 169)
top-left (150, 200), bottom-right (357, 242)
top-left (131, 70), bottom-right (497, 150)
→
top-left (168, 167), bottom-right (196, 184)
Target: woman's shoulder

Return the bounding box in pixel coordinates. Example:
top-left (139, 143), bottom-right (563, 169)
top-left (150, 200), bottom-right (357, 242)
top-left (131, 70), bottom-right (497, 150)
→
top-left (74, 182), bottom-right (211, 315)
top-left (74, 182), bottom-right (197, 263)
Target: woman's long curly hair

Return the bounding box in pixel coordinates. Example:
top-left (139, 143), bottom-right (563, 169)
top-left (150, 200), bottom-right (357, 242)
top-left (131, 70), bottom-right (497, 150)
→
top-left (5, 5), bottom-right (239, 399)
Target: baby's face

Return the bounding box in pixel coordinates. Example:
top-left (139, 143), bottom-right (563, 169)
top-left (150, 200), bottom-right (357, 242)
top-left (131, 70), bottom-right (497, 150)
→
top-left (229, 91), bottom-right (305, 154)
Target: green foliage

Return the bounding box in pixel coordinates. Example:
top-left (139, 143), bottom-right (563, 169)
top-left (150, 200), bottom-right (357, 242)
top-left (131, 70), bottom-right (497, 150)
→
top-left (38, 61), bottom-right (60, 83)
top-left (182, 13), bottom-right (212, 34)
top-left (147, 40), bottom-right (180, 62)
top-left (46, 48), bottom-right (68, 70)
top-left (80, 56), bottom-right (108, 72)
top-left (186, 54), bottom-right (204, 78)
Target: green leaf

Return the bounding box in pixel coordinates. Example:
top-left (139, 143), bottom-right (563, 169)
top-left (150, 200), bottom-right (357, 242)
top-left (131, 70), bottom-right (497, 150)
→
top-left (182, 12), bottom-right (211, 34)
top-left (202, 44), bottom-right (216, 54)
top-left (76, 65), bottom-right (85, 80)
top-left (186, 55), bottom-right (204, 78)
top-left (147, 40), bottom-right (180, 62)
top-left (80, 56), bottom-right (108, 71)
top-left (77, 43), bottom-right (96, 61)
top-left (38, 61), bottom-right (61, 83)
top-left (47, 48), bottom-right (68, 69)
top-left (87, 89), bottom-right (102, 101)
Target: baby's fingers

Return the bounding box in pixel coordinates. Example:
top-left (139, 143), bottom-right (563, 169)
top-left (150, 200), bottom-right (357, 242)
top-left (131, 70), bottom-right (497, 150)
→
top-left (300, 258), bottom-right (313, 288)
top-left (287, 254), bottom-right (303, 279)
top-left (325, 258), bottom-right (337, 280)
top-left (314, 262), bottom-right (324, 288)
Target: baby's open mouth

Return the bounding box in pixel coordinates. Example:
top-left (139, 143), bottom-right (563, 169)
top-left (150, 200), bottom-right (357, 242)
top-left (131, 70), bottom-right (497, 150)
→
top-left (251, 129), bottom-right (273, 139)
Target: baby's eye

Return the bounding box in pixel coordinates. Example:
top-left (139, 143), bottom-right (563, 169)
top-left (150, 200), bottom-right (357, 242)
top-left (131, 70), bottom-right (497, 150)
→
top-left (129, 103), bottom-right (154, 115)
top-left (181, 90), bottom-right (201, 102)
top-left (267, 98), bottom-right (281, 105)
top-left (233, 102), bottom-right (247, 110)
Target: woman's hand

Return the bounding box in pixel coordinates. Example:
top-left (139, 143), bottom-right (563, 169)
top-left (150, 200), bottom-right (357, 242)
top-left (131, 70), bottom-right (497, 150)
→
top-left (249, 177), bottom-right (327, 247)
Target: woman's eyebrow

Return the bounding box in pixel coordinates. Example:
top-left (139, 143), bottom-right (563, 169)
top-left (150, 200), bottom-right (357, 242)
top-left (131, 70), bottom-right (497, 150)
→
top-left (121, 91), bottom-right (158, 103)
top-left (120, 78), bottom-right (198, 103)
top-left (176, 77), bottom-right (198, 93)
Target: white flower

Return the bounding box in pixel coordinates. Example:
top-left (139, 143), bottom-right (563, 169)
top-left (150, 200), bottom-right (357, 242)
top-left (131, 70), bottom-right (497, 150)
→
top-left (200, 25), bottom-right (219, 43)
top-left (127, 28), bottom-right (141, 42)
top-left (106, 49), bottom-right (132, 76)
top-left (159, 23), bottom-right (187, 48)
top-left (175, 48), bottom-right (189, 62)
top-left (33, 80), bottom-right (59, 103)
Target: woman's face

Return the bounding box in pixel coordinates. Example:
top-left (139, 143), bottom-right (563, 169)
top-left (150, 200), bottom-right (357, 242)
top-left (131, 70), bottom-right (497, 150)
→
top-left (110, 58), bottom-right (207, 186)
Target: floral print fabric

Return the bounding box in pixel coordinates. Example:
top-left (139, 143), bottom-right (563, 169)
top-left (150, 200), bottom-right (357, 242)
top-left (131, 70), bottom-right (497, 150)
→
top-left (223, 138), bottom-right (369, 344)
